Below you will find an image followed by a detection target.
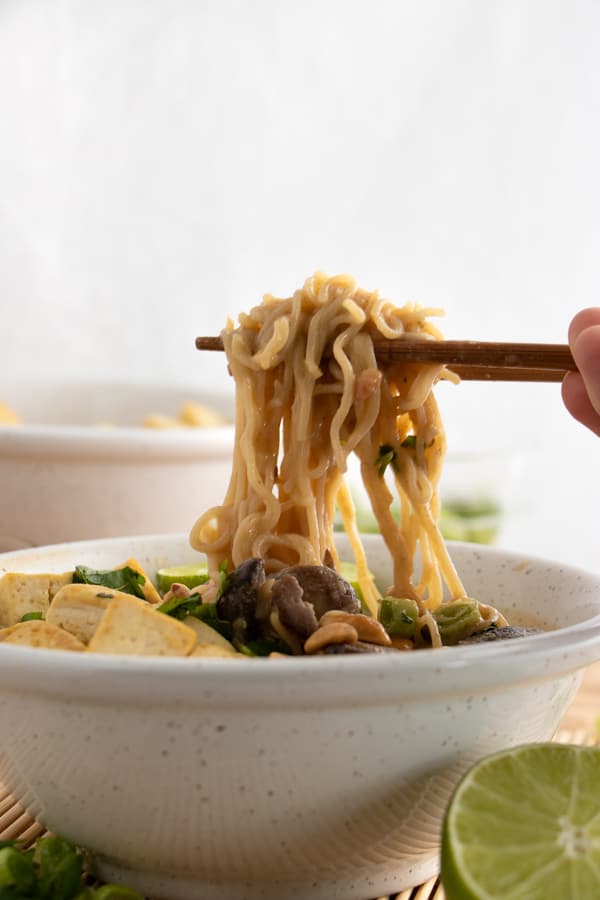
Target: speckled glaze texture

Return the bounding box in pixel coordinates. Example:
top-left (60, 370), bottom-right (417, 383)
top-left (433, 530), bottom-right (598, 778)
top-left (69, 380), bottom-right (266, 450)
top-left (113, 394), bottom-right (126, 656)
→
top-left (0, 534), bottom-right (599, 899)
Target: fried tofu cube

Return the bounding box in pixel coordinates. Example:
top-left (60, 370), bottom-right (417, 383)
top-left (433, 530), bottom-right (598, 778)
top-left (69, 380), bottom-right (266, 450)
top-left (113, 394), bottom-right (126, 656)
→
top-left (119, 557), bottom-right (161, 605)
top-left (0, 572), bottom-right (72, 627)
top-left (46, 584), bottom-right (120, 644)
top-left (87, 593), bottom-right (196, 656)
top-left (0, 620), bottom-right (85, 651)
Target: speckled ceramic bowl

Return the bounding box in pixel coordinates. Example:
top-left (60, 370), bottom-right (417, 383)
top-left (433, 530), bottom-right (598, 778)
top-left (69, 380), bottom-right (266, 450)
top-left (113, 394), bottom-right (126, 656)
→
top-left (0, 534), bottom-right (599, 900)
top-left (0, 381), bottom-right (234, 550)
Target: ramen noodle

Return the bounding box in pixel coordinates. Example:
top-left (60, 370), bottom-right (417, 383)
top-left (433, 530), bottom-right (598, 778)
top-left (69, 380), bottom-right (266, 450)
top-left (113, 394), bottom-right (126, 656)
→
top-left (190, 272), bottom-right (506, 648)
top-left (0, 274), bottom-right (514, 655)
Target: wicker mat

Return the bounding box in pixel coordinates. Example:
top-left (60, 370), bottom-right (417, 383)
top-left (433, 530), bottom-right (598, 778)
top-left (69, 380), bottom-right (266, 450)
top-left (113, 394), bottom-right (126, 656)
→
top-left (2, 660), bottom-right (599, 899)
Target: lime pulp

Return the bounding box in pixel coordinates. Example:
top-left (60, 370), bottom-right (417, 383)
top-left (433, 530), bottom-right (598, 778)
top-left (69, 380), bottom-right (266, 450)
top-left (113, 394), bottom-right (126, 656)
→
top-left (441, 743), bottom-right (600, 900)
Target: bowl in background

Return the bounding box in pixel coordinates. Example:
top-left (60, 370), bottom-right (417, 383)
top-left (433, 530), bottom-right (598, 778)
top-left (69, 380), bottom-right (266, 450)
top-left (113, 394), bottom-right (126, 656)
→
top-left (0, 380), bottom-right (234, 550)
top-left (339, 446), bottom-right (525, 547)
top-left (438, 446), bottom-right (525, 545)
top-left (0, 533), bottom-right (599, 899)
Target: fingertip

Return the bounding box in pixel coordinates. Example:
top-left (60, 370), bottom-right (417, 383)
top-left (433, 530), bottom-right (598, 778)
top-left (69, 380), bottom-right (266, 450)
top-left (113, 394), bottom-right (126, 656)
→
top-left (568, 307), bottom-right (600, 345)
top-left (561, 370), bottom-right (584, 410)
top-left (572, 324), bottom-right (600, 377)
top-left (562, 370), bottom-right (600, 437)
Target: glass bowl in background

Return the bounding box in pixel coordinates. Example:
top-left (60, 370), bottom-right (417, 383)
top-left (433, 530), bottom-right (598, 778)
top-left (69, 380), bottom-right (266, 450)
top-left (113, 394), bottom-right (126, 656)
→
top-left (438, 448), bottom-right (525, 545)
top-left (338, 447), bottom-right (525, 546)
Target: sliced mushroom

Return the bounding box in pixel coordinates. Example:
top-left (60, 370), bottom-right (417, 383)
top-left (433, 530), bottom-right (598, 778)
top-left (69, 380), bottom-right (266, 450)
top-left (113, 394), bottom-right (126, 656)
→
top-left (271, 574), bottom-right (319, 640)
top-left (459, 625), bottom-right (542, 644)
top-left (275, 565), bottom-right (360, 620)
top-left (321, 640), bottom-right (398, 655)
top-left (216, 558), bottom-right (266, 644)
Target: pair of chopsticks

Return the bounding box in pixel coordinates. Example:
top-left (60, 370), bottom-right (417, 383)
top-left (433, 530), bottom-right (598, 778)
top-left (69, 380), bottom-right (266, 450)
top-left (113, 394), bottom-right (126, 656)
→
top-left (195, 336), bottom-right (576, 382)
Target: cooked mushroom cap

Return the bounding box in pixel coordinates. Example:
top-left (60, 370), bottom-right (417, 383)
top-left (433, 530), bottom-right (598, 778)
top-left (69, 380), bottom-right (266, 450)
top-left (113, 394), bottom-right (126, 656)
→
top-left (215, 560), bottom-right (361, 653)
top-left (275, 565), bottom-right (360, 620)
top-left (459, 625), bottom-right (542, 644)
top-left (216, 558), bottom-right (266, 625)
top-left (321, 640), bottom-right (397, 655)
top-left (271, 574), bottom-right (319, 639)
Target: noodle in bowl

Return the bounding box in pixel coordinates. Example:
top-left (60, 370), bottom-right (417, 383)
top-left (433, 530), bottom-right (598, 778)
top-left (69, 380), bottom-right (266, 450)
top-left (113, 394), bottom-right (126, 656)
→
top-left (1, 274), bottom-right (600, 897)
top-left (190, 273), bottom-right (503, 654)
top-left (0, 532), bottom-right (600, 899)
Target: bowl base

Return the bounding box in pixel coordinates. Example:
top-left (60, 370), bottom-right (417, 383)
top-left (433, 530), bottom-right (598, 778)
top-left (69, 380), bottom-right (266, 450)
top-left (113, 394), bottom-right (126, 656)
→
top-left (94, 855), bottom-right (440, 900)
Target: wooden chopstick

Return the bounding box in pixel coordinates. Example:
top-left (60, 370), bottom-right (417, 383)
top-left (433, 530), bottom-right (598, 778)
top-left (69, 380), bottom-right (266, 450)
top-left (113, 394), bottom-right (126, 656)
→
top-left (446, 365), bottom-right (567, 382)
top-left (374, 339), bottom-right (575, 382)
top-left (195, 336), bottom-right (576, 383)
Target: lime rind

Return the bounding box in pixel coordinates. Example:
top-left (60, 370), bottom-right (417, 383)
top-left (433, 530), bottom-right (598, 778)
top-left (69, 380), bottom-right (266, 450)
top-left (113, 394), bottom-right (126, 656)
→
top-left (441, 743), bottom-right (600, 900)
top-left (156, 565), bottom-right (209, 593)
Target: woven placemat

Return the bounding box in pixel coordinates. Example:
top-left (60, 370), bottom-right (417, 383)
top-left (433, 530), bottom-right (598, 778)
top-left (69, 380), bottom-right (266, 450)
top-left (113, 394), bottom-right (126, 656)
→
top-left (2, 727), bottom-right (597, 899)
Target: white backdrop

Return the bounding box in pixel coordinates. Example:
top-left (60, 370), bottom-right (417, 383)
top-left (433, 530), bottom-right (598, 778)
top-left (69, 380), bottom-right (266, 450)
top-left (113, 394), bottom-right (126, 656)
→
top-left (0, 0), bottom-right (598, 569)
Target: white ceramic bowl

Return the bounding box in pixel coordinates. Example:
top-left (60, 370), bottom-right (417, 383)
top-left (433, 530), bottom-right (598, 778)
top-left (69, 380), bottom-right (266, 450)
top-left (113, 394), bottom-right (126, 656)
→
top-left (0, 534), bottom-right (599, 900)
top-left (0, 381), bottom-right (234, 550)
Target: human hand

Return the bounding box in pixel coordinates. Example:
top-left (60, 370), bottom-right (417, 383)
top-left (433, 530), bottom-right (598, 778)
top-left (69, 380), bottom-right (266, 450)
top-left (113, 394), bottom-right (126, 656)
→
top-left (561, 308), bottom-right (600, 437)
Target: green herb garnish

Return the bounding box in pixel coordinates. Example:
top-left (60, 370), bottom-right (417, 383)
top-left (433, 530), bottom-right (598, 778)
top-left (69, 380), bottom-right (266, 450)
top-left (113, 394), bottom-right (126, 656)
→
top-left (375, 436), bottom-right (419, 476)
top-left (217, 560), bottom-right (231, 598)
top-left (238, 637), bottom-right (293, 657)
top-left (433, 597), bottom-right (481, 645)
top-left (0, 836), bottom-right (143, 898)
top-left (157, 591), bottom-right (205, 619)
top-left (20, 612), bottom-right (44, 623)
top-left (375, 444), bottom-right (397, 477)
top-left (378, 596), bottom-right (419, 638)
top-left (158, 597), bottom-right (233, 641)
top-left (73, 566), bottom-right (146, 601)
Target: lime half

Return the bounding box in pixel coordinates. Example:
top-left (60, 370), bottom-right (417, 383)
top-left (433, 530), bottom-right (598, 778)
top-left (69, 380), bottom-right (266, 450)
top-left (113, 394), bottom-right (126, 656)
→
top-left (442, 743), bottom-right (600, 900)
top-left (156, 565), bottom-right (209, 593)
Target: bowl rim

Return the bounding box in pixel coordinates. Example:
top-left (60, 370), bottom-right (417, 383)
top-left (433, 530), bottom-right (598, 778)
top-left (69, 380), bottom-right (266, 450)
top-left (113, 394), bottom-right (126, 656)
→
top-left (0, 378), bottom-right (235, 460)
top-left (0, 423), bottom-right (234, 461)
top-left (0, 533), bottom-right (599, 705)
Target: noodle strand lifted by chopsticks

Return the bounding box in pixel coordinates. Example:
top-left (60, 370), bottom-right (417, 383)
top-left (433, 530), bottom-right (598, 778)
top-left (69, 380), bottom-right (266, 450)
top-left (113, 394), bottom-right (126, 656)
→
top-left (190, 272), bottom-right (464, 616)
